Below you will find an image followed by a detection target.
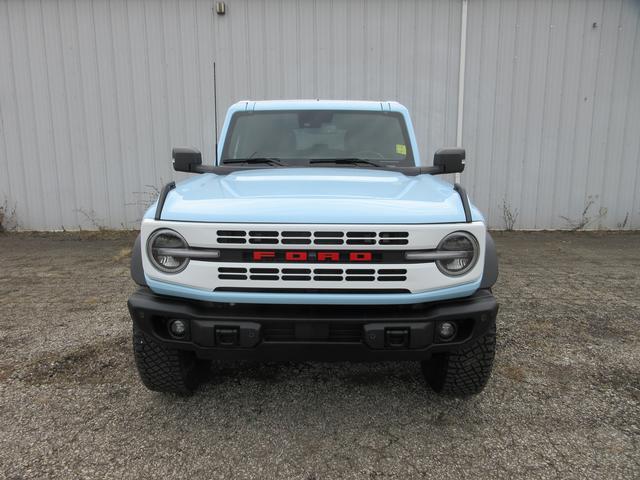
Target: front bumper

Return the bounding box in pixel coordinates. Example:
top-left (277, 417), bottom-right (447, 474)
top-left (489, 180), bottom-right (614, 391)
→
top-left (128, 288), bottom-right (498, 361)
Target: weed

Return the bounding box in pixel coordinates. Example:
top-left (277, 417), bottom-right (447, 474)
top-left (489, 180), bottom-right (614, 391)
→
top-left (501, 198), bottom-right (519, 231)
top-left (75, 208), bottom-right (108, 231)
top-left (0, 198), bottom-right (18, 232)
top-left (617, 212), bottom-right (629, 229)
top-left (560, 195), bottom-right (608, 230)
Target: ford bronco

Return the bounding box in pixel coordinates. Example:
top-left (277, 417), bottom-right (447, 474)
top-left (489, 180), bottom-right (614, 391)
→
top-left (128, 100), bottom-right (498, 396)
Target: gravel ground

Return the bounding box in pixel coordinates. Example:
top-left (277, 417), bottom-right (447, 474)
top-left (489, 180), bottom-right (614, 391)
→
top-left (0, 231), bottom-right (638, 479)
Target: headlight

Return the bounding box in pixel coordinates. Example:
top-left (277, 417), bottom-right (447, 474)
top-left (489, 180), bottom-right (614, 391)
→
top-left (147, 229), bottom-right (190, 273)
top-left (435, 231), bottom-right (479, 276)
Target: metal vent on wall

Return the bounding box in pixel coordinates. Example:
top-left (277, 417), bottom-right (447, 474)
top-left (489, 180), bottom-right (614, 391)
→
top-left (218, 267), bottom-right (407, 282)
top-left (216, 230), bottom-right (409, 245)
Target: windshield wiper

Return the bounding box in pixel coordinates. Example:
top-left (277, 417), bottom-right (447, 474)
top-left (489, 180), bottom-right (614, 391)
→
top-left (308, 158), bottom-right (382, 168)
top-left (222, 158), bottom-right (286, 166)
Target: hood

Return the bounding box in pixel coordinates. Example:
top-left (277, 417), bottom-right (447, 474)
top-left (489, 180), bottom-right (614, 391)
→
top-left (153, 168), bottom-right (481, 224)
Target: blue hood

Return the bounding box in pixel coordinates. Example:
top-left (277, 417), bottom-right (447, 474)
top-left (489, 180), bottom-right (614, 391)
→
top-left (153, 168), bottom-right (481, 224)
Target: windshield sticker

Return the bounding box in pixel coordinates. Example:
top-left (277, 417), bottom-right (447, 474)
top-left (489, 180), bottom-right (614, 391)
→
top-left (396, 144), bottom-right (407, 155)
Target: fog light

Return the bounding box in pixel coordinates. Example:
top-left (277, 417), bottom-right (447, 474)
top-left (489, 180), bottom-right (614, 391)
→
top-left (438, 321), bottom-right (456, 340)
top-left (169, 319), bottom-right (187, 338)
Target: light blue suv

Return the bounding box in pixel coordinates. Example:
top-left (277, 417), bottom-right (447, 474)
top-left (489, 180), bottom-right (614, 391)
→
top-left (129, 100), bottom-right (499, 396)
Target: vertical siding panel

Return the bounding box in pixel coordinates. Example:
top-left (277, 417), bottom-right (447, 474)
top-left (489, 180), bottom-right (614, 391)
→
top-left (110, 0), bottom-right (141, 227)
top-left (0, 0), bottom-right (29, 227)
top-left (41, 0), bottom-right (78, 228)
top-left (487, 0), bottom-right (519, 228)
top-left (197, 0), bottom-right (216, 162)
top-left (127, 0), bottom-right (159, 208)
top-left (74, 0), bottom-right (110, 228)
top-left (395, 1), bottom-right (418, 120)
top-left (24, 0), bottom-right (63, 229)
top-left (331, 0), bottom-right (348, 98)
top-left (598, 0), bottom-right (632, 228)
top-left (280, 0), bottom-right (300, 99)
top-left (585, 0), bottom-right (621, 228)
top-left (606, 1), bottom-right (638, 228)
top-left (10, 0), bottom-right (50, 228)
top-left (626, 11), bottom-right (640, 229)
top-left (145, 1), bottom-right (173, 186)
top-left (462, 0), bottom-right (483, 189)
top-left (315, 0), bottom-right (332, 97)
top-left (469, 0), bottom-right (500, 226)
top-left (552, 0), bottom-right (589, 228)
top-left (536, 0), bottom-right (570, 228)
top-left (93, 0), bottom-right (128, 227)
top-left (58, 0), bottom-right (93, 228)
top-left (520, 0), bottom-right (552, 228)
top-left (567, 0), bottom-right (605, 227)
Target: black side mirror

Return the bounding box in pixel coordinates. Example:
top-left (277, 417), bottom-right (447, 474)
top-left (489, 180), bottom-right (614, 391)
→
top-left (433, 148), bottom-right (465, 174)
top-left (172, 147), bottom-right (202, 173)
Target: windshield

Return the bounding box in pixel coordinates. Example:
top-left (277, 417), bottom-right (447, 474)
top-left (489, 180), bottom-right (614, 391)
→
top-left (221, 110), bottom-right (414, 166)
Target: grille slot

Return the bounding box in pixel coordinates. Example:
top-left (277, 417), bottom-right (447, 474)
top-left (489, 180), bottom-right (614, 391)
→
top-left (282, 275), bottom-right (312, 281)
top-left (379, 239), bottom-right (409, 245)
top-left (314, 275), bottom-right (342, 281)
top-left (250, 275), bottom-right (279, 281)
top-left (282, 238), bottom-right (312, 244)
top-left (282, 268), bottom-right (311, 274)
top-left (314, 238), bottom-right (344, 245)
top-left (250, 268), bottom-right (278, 274)
top-left (218, 274), bottom-right (247, 280)
top-left (219, 267), bottom-right (247, 273)
top-left (346, 239), bottom-right (376, 245)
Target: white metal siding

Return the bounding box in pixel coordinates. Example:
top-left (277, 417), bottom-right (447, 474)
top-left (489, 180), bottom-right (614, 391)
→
top-left (463, 0), bottom-right (640, 229)
top-left (1, 0), bottom-right (639, 230)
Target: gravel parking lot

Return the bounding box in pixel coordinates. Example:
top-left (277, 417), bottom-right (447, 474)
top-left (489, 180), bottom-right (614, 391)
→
top-left (0, 231), bottom-right (638, 479)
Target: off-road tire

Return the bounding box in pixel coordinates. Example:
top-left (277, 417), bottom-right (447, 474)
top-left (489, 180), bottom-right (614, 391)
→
top-left (422, 319), bottom-right (496, 397)
top-left (132, 328), bottom-right (209, 395)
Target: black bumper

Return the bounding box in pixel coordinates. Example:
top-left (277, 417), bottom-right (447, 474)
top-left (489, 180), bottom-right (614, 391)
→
top-left (128, 288), bottom-right (498, 361)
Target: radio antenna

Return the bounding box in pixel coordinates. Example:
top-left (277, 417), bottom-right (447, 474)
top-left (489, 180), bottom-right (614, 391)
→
top-left (213, 61), bottom-right (219, 165)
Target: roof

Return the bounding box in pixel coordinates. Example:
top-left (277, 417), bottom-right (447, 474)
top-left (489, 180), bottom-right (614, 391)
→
top-left (229, 99), bottom-right (409, 113)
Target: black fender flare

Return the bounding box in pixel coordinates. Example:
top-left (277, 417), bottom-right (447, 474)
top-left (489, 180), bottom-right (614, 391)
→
top-left (130, 234), bottom-right (148, 287)
top-left (480, 232), bottom-right (499, 289)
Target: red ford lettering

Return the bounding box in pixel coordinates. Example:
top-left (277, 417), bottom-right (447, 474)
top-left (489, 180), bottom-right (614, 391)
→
top-left (349, 252), bottom-right (373, 262)
top-left (317, 252), bottom-right (340, 262)
top-left (285, 251), bottom-right (308, 261)
top-left (253, 251), bottom-right (275, 261)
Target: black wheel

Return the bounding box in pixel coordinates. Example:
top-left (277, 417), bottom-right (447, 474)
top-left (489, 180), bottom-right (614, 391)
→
top-left (422, 319), bottom-right (496, 397)
top-left (132, 328), bottom-right (210, 395)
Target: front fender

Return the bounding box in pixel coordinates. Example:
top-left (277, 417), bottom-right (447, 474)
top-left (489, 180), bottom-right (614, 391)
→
top-left (480, 232), bottom-right (499, 289)
top-left (130, 234), bottom-right (147, 287)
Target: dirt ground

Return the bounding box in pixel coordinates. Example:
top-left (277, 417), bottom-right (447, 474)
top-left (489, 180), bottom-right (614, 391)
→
top-left (0, 231), bottom-right (638, 479)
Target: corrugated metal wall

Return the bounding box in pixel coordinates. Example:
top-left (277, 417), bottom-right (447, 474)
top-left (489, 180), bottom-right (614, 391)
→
top-left (0, 0), bottom-right (639, 230)
top-left (463, 0), bottom-right (640, 229)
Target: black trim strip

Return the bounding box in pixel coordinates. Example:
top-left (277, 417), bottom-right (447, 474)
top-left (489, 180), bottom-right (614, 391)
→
top-left (155, 181), bottom-right (176, 221)
top-left (454, 183), bottom-right (472, 223)
top-left (194, 164), bottom-right (443, 176)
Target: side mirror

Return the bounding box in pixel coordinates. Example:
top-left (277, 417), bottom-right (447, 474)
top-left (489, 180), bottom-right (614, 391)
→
top-left (172, 147), bottom-right (202, 173)
top-left (433, 148), bottom-right (465, 174)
